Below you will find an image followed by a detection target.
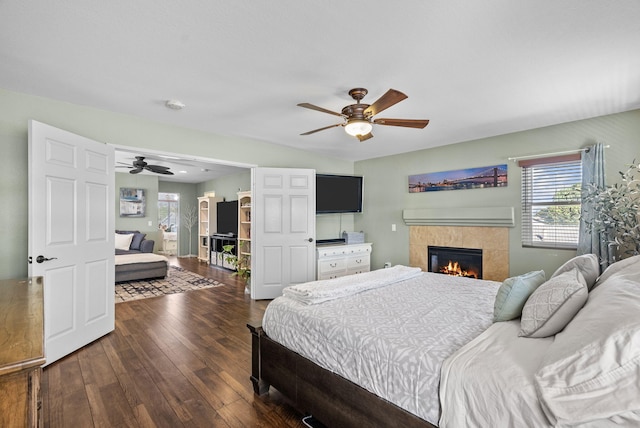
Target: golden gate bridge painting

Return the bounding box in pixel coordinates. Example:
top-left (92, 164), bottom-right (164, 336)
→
top-left (409, 164), bottom-right (508, 193)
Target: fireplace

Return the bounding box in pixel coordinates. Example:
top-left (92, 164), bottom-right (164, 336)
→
top-left (428, 246), bottom-right (483, 279)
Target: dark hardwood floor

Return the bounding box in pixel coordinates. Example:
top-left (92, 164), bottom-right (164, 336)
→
top-left (41, 257), bottom-right (305, 427)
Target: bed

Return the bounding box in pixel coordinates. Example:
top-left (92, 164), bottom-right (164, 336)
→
top-left (115, 253), bottom-right (169, 283)
top-left (248, 257), bottom-right (640, 427)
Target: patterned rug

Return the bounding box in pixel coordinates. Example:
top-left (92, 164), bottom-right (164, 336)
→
top-left (115, 265), bottom-right (225, 303)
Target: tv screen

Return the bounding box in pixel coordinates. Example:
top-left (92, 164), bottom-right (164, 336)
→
top-left (216, 200), bottom-right (238, 236)
top-left (316, 174), bottom-right (363, 214)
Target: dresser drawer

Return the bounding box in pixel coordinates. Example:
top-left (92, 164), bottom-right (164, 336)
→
top-left (318, 271), bottom-right (346, 280)
top-left (347, 255), bottom-right (370, 269)
top-left (319, 258), bottom-right (347, 273)
top-left (318, 247), bottom-right (349, 258)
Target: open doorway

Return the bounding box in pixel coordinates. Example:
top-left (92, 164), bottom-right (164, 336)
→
top-left (158, 192), bottom-right (179, 255)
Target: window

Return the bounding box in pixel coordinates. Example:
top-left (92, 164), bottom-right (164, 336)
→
top-left (158, 192), bottom-right (180, 232)
top-left (520, 155), bottom-right (582, 249)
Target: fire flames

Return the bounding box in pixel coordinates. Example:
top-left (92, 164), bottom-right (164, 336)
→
top-left (440, 260), bottom-right (478, 279)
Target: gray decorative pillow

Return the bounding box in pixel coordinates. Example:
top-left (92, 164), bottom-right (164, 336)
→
top-left (130, 232), bottom-right (146, 250)
top-left (551, 254), bottom-right (600, 290)
top-left (519, 268), bottom-right (588, 338)
top-left (493, 270), bottom-right (546, 322)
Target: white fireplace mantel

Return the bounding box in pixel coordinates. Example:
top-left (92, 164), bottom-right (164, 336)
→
top-left (402, 206), bottom-right (515, 227)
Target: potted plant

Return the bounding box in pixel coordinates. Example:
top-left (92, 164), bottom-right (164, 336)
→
top-left (221, 244), bottom-right (251, 284)
top-left (583, 160), bottom-right (640, 260)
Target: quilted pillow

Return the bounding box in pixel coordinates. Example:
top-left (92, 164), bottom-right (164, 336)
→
top-left (519, 268), bottom-right (588, 338)
top-left (493, 270), bottom-right (546, 322)
top-left (115, 233), bottom-right (134, 251)
top-left (551, 253), bottom-right (600, 290)
top-left (534, 256), bottom-right (640, 425)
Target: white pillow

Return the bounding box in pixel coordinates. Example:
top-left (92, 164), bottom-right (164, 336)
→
top-left (551, 253), bottom-right (600, 290)
top-left (115, 233), bottom-right (134, 251)
top-left (534, 256), bottom-right (640, 425)
top-left (519, 268), bottom-right (588, 338)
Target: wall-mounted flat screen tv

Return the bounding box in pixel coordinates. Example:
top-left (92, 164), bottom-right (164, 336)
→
top-left (216, 200), bottom-right (238, 236)
top-left (316, 174), bottom-right (363, 214)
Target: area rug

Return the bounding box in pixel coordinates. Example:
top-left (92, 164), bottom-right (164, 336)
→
top-left (115, 265), bottom-right (225, 303)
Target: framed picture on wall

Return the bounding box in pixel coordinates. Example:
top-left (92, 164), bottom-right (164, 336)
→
top-left (119, 188), bottom-right (146, 217)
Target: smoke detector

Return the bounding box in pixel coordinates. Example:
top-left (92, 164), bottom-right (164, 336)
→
top-left (165, 99), bottom-right (185, 110)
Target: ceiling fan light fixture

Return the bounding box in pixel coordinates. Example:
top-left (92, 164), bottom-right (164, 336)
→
top-left (165, 99), bottom-right (185, 110)
top-left (344, 119), bottom-right (372, 137)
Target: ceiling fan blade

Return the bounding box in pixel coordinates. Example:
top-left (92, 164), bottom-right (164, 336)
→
top-left (145, 165), bottom-right (174, 175)
top-left (300, 123), bottom-right (343, 136)
top-left (356, 132), bottom-right (374, 142)
top-left (363, 89), bottom-right (407, 117)
top-left (297, 103), bottom-right (346, 118)
top-left (146, 165), bottom-right (170, 171)
top-left (129, 168), bottom-right (143, 174)
top-left (373, 118), bottom-right (430, 129)
top-left (155, 169), bottom-right (174, 175)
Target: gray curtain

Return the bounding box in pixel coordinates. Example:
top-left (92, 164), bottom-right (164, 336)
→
top-left (577, 143), bottom-right (610, 270)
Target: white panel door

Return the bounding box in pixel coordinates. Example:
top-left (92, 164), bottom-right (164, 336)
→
top-left (252, 167), bottom-right (316, 299)
top-left (28, 120), bottom-right (115, 365)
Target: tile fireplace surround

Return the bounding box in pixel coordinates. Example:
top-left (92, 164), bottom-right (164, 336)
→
top-left (409, 225), bottom-right (509, 282)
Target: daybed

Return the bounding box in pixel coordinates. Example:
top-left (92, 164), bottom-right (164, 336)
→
top-left (248, 256), bottom-right (640, 427)
top-left (115, 231), bottom-right (168, 282)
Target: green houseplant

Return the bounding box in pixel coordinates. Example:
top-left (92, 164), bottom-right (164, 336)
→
top-left (583, 160), bottom-right (640, 260)
top-left (221, 244), bottom-right (251, 284)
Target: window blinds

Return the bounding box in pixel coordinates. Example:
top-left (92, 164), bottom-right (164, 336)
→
top-left (520, 157), bottom-right (582, 248)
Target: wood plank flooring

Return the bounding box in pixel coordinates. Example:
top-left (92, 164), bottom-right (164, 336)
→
top-left (41, 257), bottom-right (305, 427)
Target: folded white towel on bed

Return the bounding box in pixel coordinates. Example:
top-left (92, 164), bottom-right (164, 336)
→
top-left (283, 265), bottom-right (423, 305)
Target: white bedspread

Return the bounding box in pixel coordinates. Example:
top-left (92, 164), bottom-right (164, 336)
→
top-left (114, 253), bottom-right (169, 265)
top-left (263, 270), bottom-right (500, 425)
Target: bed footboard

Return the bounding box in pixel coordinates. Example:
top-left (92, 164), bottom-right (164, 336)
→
top-left (246, 322), bottom-right (436, 428)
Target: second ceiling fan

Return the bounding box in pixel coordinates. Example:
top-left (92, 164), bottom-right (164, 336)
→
top-left (298, 88), bottom-right (429, 141)
top-left (117, 156), bottom-right (174, 175)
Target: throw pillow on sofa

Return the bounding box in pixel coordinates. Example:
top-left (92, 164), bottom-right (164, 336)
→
top-left (115, 233), bottom-right (134, 251)
top-left (116, 230), bottom-right (146, 251)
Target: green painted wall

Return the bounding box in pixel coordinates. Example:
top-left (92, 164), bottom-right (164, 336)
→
top-left (158, 181), bottom-right (199, 257)
top-left (115, 173), bottom-right (160, 249)
top-left (2, 86), bottom-right (638, 282)
top-left (0, 88), bottom-right (352, 280)
top-left (354, 109), bottom-right (640, 276)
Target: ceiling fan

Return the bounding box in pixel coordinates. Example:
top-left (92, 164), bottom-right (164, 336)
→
top-left (117, 156), bottom-right (174, 175)
top-left (297, 88), bottom-right (429, 142)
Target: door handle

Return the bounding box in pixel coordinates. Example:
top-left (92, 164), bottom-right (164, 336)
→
top-left (36, 255), bottom-right (58, 263)
top-left (308, 238), bottom-right (314, 242)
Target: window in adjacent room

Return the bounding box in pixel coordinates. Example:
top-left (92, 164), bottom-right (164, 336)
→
top-left (520, 154), bottom-right (582, 249)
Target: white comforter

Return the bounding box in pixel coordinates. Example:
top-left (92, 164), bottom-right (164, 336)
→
top-left (263, 270), bottom-right (500, 425)
top-left (439, 320), bottom-right (640, 428)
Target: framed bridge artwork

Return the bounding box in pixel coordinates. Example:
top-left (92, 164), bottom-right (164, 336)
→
top-left (408, 164), bottom-right (507, 193)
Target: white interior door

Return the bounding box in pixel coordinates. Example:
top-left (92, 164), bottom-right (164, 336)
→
top-left (251, 167), bottom-right (316, 299)
top-left (28, 120), bottom-right (115, 366)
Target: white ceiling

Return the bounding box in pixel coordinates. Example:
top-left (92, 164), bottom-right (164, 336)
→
top-left (1, 1), bottom-right (639, 167)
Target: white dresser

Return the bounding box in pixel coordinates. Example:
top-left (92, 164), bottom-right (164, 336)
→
top-left (316, 243), bottom-right (372, 280)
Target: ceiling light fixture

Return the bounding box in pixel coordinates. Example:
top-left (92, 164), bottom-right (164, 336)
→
top-left (165, 99), bottom-right (185, 110)
top-left (344, 119), bottom-right (372, 137)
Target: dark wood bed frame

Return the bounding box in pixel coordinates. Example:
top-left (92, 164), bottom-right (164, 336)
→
top-left (247, 322), bottom-right (437, 428)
